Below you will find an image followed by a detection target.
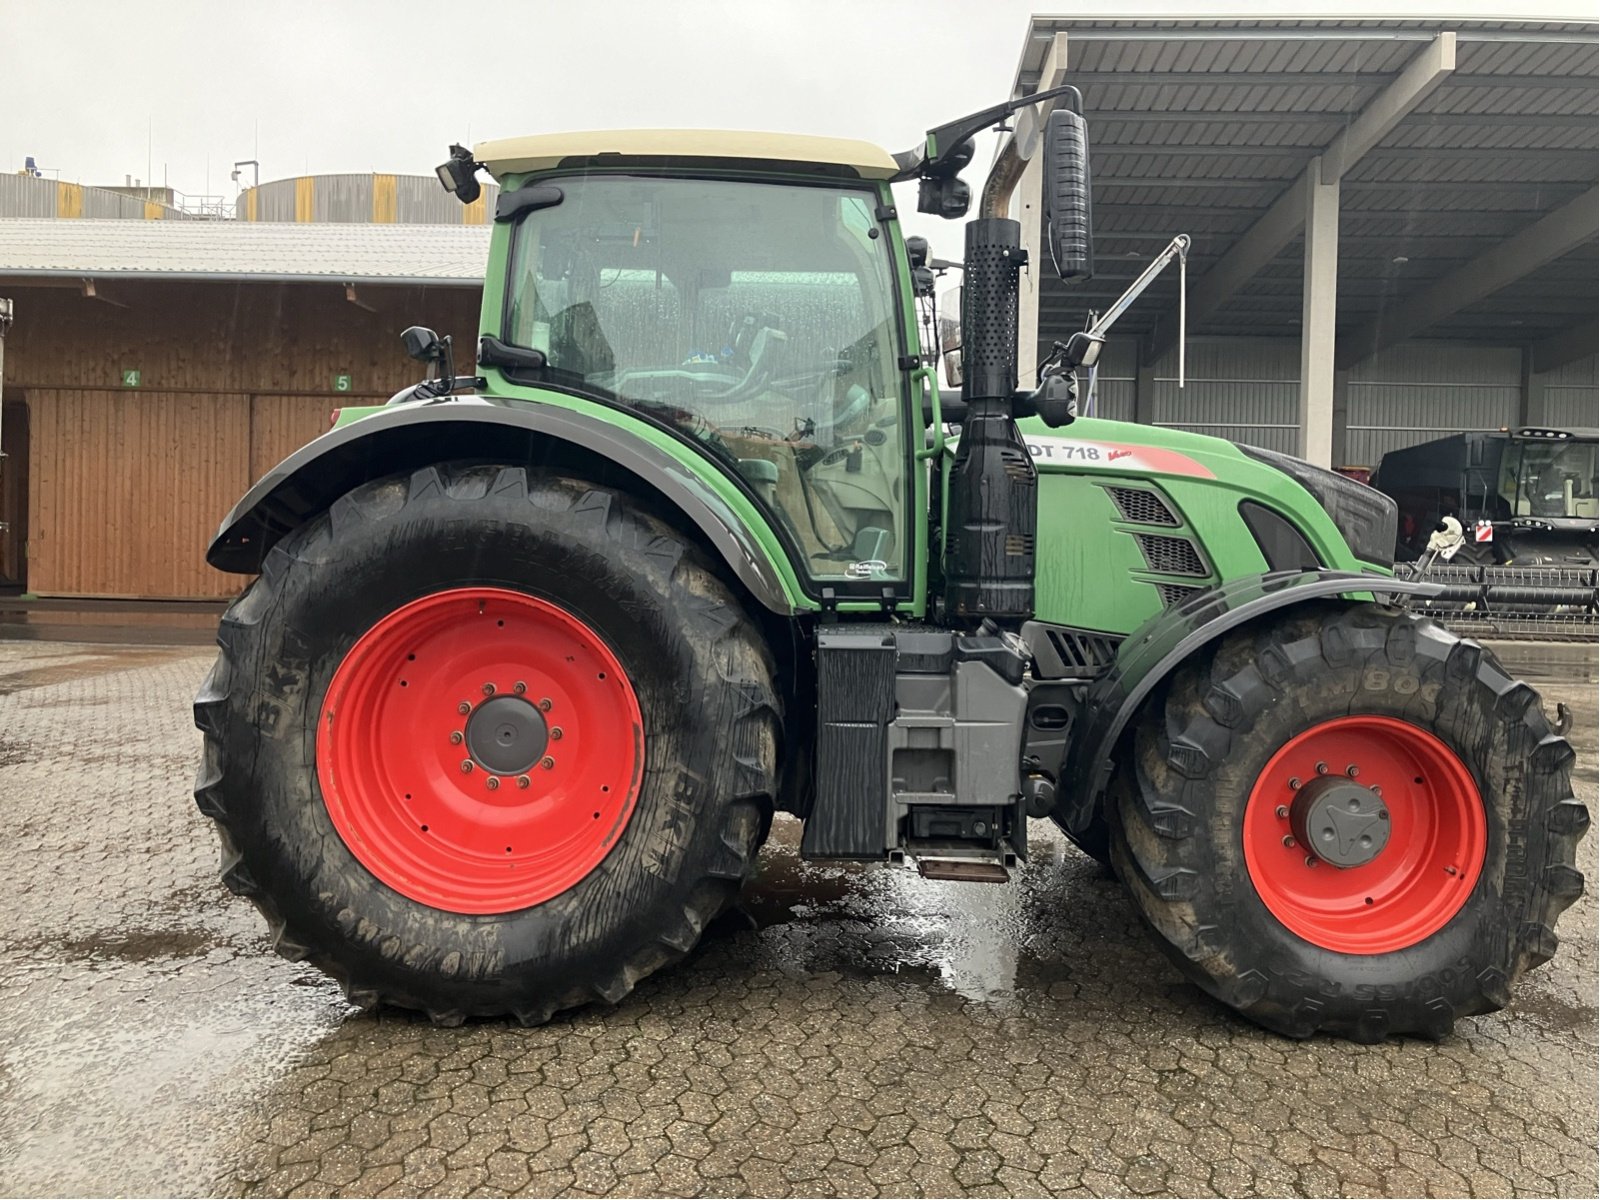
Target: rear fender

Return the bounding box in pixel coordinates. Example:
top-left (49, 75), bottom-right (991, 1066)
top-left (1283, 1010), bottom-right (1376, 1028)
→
top-left (207, 398), bottom-right (805, 615)
top-left (1054, 569), bottom-right (1441, 836)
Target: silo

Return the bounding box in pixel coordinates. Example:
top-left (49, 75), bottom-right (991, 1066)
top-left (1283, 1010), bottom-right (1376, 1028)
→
top-left (235, 174), bottom-right (497, 223)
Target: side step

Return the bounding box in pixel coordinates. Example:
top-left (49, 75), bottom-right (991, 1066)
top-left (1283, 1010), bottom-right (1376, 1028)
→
top-left (917, 859), bottom-right (1011, 884)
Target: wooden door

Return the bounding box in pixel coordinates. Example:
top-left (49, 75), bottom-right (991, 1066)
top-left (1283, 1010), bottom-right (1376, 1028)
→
top-left (0, 399), bottom-right (27, 588)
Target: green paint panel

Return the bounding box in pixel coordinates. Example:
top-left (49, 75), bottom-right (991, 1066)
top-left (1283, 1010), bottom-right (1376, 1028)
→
top-left (1020, 416), bottom-right (1368, 634)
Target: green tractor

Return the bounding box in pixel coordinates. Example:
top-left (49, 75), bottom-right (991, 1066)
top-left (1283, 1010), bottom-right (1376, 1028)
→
top-left (194, 90), bottom-right (1587, 1041)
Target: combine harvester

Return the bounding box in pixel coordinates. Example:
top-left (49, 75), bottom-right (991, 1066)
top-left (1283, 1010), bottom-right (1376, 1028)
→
top-left (1374, 426), bottom-right (1597, 640)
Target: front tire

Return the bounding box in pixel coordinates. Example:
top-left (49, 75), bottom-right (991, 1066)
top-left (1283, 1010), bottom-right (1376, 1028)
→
top-left (1110, 602), bottom-right (1587, 1041)
top-left (193, 464), bottom-right (781, 1025)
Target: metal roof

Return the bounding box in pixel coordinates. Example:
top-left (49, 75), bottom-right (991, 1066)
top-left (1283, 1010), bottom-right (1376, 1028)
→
top-left (1012, 17), bottom-right (1598, 357)
top-left (474, 129), bottom-right (900, 181)
top-left (0, 218), bottom-right (491, 285)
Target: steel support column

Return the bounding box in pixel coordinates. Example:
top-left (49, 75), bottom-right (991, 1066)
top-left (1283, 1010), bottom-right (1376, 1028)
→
top-left (1300, 160), bottom-right (1339, 467)
top-left (1134, 355), bottom-right (1156, 426)
top-left (1519, 348), bottom-right (1546, 427)
top-left (1330, 367), bottom-right (1350, 467)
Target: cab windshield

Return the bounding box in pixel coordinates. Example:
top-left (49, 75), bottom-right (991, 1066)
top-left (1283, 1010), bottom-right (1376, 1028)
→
top-left (505, 175), bottom-right (910, 583)
top-left (1502, 438), bottom-right (1599, 520)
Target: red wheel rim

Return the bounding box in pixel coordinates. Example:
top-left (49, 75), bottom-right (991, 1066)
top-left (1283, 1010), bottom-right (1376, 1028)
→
top-left (1242, 715), bottom-right (1486, 954)
top-left (317, 587), bottom-right (644, 914)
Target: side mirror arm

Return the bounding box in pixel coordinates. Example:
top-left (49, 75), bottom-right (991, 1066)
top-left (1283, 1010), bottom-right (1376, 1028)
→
top-left (892, 84), bottom-right (1085, 182)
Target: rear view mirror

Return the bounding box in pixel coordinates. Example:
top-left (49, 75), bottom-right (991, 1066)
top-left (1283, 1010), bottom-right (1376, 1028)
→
top-left (1042, 107), bottom-right (1094, 282)
top-left (938, 287), bottom-right (963, 387)
top-left (401, 326), bottom-right (444, 363)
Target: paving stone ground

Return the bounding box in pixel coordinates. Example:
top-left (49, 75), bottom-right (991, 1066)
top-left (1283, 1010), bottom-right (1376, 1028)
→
top-left (0, 636), bottom-right (1594, 1199)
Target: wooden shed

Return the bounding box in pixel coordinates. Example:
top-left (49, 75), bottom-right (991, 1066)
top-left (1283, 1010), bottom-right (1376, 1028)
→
top-left (0, 219), bottom-right (488, 598)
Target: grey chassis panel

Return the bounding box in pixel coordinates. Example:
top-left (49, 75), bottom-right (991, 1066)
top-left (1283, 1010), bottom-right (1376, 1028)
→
top-left (205, 398), bottom-right (796, 615)
top-left (1054, 569), bottom-right (1442, 837)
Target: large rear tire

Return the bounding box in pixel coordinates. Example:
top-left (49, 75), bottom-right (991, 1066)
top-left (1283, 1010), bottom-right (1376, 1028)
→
top-left (193, 464), bottom-right (780, 1025)
top-left (1110, 601), bottom-right (1587, 1041)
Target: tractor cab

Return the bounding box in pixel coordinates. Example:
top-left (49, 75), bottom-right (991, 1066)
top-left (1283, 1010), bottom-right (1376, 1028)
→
top-left (1502, 426), bottom-right (1599, 524)
top-left (472, 131), bottom-right (918, 586)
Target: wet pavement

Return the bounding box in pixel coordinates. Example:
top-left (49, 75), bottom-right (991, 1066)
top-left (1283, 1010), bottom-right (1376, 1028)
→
top-left (0, 636), bottom-right (1594, 1198)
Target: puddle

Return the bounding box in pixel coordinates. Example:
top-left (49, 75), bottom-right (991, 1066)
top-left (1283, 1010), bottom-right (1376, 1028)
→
top-left (0, 648), bottom-right (193, 696)
top-left (54, 929), bottom-right (222, 963)
top-left (1511, 988), bottom-right (1600, 1039)
top-left (727, 817), bottom-right (1107, 1007)
top-left (0, 956), bottom-right (349, 1198)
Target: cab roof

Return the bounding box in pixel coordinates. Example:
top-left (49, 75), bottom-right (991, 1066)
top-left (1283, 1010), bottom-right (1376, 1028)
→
top-left (472, 129), bottom-right (899, 181)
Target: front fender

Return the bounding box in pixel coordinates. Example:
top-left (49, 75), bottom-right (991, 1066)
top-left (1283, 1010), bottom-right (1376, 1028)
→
top-left (207, 397), bottom-right (807, 615)
top-left (1055, 569), bottom-right (1442, 836)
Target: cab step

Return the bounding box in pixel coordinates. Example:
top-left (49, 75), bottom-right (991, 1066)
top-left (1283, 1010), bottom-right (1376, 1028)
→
top-left (916, 858), bottom-right (1011, 884)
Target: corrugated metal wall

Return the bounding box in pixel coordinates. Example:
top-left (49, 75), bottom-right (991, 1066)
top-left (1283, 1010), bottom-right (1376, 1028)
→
top-left (237, 175), bottom-right (498, 223)
top-left (1542, 353), bottom-right (1599, 428)
top-left (1082, 340), bottom-right (1136, 422)
top-left (1148, 340), bottom-right (1301, 453)
top-left (1346, 344), bottom-right (1520, 465)
top-left (2, 281), bottom-right (482, 597)
top-left (0, 173), bottom-right (189, 219)
top-left (0, 174), bottom-right (56, 218)
top-left (1073, 336), bottom-right (1588, 463)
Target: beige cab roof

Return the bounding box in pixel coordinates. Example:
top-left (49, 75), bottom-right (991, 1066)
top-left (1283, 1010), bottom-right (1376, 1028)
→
top-left (473, 129), bottom-right (899, 181)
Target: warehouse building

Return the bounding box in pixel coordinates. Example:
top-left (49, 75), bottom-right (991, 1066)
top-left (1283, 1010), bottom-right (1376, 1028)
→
top-left (1007, 15), bottom-right (1598, 467)
top-left (0, 218), bottom-right (486, 597)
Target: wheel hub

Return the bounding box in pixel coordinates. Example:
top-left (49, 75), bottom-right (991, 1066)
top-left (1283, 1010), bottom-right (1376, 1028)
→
top-left (1290, 776), bottom-right (1390, 868)
top-left (465, 695), bottom-right (548, 776)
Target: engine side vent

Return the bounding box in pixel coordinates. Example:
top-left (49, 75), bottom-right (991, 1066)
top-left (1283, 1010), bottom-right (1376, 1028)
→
top-left (1032, 625), bottom-right (1123, 678)
top-left (1108, 486), bottom-right (1178, 527)
top-left (1137, 533), bottom-right (1207, 577)
top-left (1155, 582), bottom-right (1202, 609)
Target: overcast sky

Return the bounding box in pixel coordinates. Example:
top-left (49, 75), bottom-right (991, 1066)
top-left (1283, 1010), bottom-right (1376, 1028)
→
top-left (3, 0), bottom-right (1596, 256)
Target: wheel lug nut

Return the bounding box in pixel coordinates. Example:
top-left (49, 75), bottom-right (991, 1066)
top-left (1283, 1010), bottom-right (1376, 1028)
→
top-left (460, 760), bottom-right (474, 774)
top-left (517, 775), bottom-right (531, 789)
top-left (1346, 764), bottom-right (1359, 778)
top-left (1282, 835), bottom-right (1296, 848)
top-left (1315, 762), bottom-right (1328, 775)
top-left (1275, 805), bottom-right (1289, 819)
top-left (482, 682), bottom-right (496, 696)
top-left (514, 681), bottom-right (527, 695)
top-left (458, 701), bottom-right (472, 715)
top-left (1288, 777), bottom-right (1301, 791)
top-left (538, 698), bottom-right (553, 713)
top-left (541, 756), bottom-right (555, 770)
top-left (550, 727), bottom-right (563, 741)
top-left (486, 777), bottom-right (500, 791)
top-left (449, 731), bottom-right (463, 745)
top-left (1304, 856), bottom-right (1318, 868)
